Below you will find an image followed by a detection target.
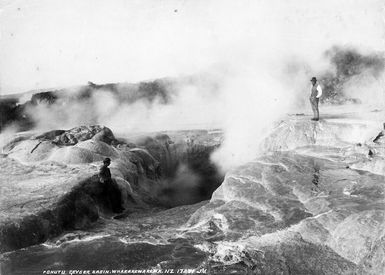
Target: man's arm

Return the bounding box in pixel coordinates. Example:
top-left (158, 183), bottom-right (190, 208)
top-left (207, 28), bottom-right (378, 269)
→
top-left (316, 85), bottom-right (322, 98)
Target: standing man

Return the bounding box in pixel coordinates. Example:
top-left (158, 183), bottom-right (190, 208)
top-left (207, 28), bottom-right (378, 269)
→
top-left (310, 77), bottom-right (322, 121)
top-left (99, 157), bottom-right (112, 183)
top-left (98, 157), bottom-right (124, 213)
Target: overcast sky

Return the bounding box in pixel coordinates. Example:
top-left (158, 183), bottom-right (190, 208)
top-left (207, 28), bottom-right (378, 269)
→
top-left (0, 0), bottom-right (384, 94)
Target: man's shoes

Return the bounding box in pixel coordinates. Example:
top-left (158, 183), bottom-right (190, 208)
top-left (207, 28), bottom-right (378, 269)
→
top-left (311, 118), bottom-right (319, 121)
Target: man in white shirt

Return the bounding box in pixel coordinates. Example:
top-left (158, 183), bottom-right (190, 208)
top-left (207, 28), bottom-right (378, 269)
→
top-left (310, 76), bottom-right (322, 121)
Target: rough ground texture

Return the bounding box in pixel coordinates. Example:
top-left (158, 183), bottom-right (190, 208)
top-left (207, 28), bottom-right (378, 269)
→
top-left (1, 109), bottom-right (385, 275)
top-left (184, 112), bottom-right (385, 274)
top-left (0, 126), bottom-right (223, 254)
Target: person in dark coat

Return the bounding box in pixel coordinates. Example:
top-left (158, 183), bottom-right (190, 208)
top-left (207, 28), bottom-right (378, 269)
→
top-left (99, 158), bottom-right (124, 213)
top-left (99, 158), bottom-right (112, 183)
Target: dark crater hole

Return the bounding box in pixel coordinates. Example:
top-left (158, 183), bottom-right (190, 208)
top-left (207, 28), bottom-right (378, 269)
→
top-left (134, 135), bottom-right (225, 208)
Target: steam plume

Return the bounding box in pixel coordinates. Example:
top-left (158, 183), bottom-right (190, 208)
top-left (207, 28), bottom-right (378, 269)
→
top-left (1, 0), bottom-right (384, 171)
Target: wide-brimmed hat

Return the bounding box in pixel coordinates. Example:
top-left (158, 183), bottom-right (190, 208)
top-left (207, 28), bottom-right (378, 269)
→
top-left (310, 77), bottom-right (317, 81)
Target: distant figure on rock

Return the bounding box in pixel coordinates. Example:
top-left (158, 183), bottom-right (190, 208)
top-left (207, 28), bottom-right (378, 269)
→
top-left (98, 158), bottom-right (124, 213)
top-left (309, 77), bottom-right (322, 121)
top-left (99, 157), bottom-right (112, 183)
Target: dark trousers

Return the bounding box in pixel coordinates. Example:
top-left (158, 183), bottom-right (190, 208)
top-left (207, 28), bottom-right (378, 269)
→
top-left (310, 97), bottom-right (319, 119)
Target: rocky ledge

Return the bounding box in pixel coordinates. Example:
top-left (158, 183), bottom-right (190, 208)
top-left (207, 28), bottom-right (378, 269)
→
top-left (1, 112), bottom-right (385, 274)
top-left (0, 125), bottom-right (224, 253)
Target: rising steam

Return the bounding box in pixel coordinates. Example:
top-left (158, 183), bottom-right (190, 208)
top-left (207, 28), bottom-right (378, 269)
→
top-left (1, 0), bottom-right (384, 171)
top-left (320, 47), bottom-right (385, 105)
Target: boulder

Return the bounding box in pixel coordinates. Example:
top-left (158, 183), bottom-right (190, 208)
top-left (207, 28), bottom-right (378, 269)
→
top-left (52, 125), bottom-right (116, 146)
